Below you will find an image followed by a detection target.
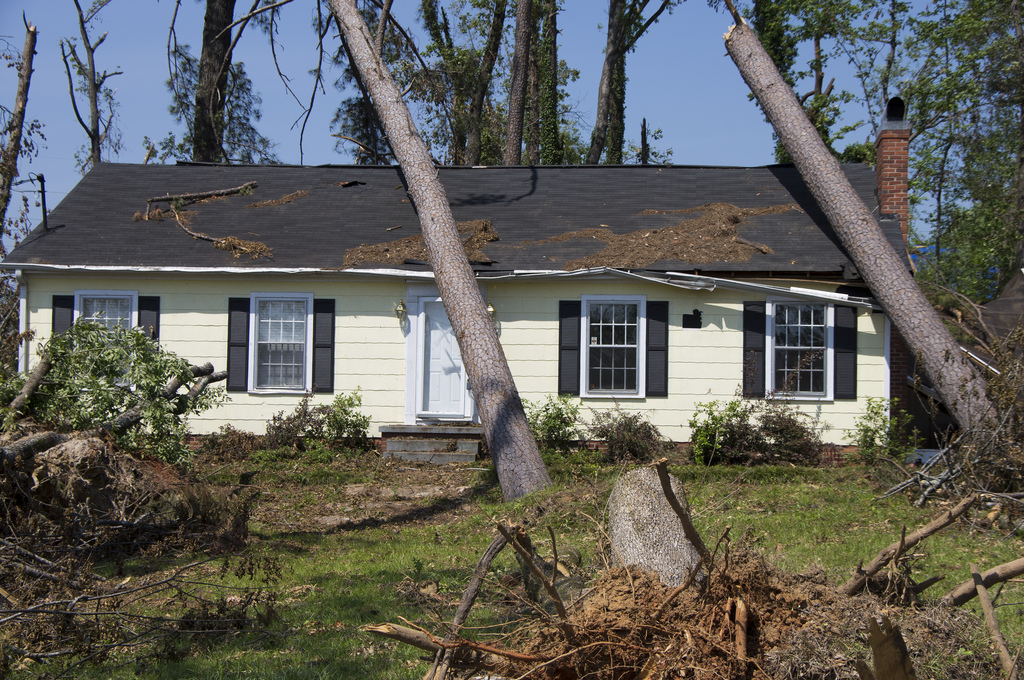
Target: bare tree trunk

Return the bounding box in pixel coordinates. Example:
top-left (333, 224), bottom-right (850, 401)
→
top-left (465, 0), bottom-right (506, 166)
top-left (193, 0), bottom-right (237, 162)
top-left (524, 22), bottom-right (541, 165)
top-left (329, 0), bottom-right (552, 501)
top-left (587, 0), bottom-right (626, 165)
top-left (723, 13), bottom-right (992, 428)
top-left (0, 21), bottom-right (36, 226)
top-left (504, 0), bottom-right (533, 165)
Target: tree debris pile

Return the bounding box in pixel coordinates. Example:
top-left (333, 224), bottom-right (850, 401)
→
top-left (537, 202), bottom-right (787, 270)
top-left (343, 219), bottom-right (500, 266)
top-left (484, 550), bottom-right (991, 680)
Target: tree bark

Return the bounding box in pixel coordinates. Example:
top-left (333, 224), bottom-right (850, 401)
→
top-left (329, 0), bottom-right (552, 501)
top-left (193, 0), bottom-right (237, 162)
top-left (723, 16), bottom-right (992, 429)
top-left (0, 21), bottom-right (37, 227)
top-left (8, 353), bottom-right (51, 416)
top-left (465, 0), bottom-right (507, 166)
top-left (504, 0), bottom-right (532, 165)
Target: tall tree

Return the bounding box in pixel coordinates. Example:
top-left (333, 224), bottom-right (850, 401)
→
top-left (193, 0), bottom-right (236, 162)
top-left (329, 0), bottom-right (552, 501)
top-left (0, 20), bottom-right (37, 229)
top-left (162, 0), bottom-right (276, 163)
top-left (586, 0), bottom-right (678, 165)
top-left (504, 0), bottom-right (532, 164)
top-left (722, 1), bottom-right (992, 428)
top-left (61, 0), bottom-right (122, 172)
top-left (419, 0), bottom-right (508, 165)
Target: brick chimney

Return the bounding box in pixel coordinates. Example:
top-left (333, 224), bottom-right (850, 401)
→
top-left (875, 97), bottom-right (911, 243)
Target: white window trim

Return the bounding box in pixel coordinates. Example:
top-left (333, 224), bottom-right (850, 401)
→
top-left (580, 294), bottom-right (647, 399)
top-left (74, 290), bottom-right (138, 329)
top-left (765, 298), bottom-right (834, 401)
top-left (247, 292), bottom-right (314, 394)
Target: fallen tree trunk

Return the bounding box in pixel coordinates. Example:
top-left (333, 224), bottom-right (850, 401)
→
top-left (838, 495), bottom-right (977, 596)
top-left (8, 353), bottom-right (52, 416)
top-left (721, 0), bottom-right (992, 429)
top-left (941, 557), bottom-right (1024, 607)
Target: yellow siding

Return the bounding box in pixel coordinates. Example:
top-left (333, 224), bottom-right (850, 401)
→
top-left (22, 272), bottom-right (888, 444)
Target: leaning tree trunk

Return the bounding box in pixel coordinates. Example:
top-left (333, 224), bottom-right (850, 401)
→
top-left (329, 0), bottom-right (552, 501)
top-left (723, 12), bottom-right (992, 429)
top-left (465, 0), bottom-right (507, 166)
top-left (0, 21), bottom-right (36, 226)
top-left (587, 0), bottom-right (626, 165)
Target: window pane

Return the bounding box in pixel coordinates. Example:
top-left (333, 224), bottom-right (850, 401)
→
top-left (82, 297), bottom-right (131, 330)
top-left (256, 299), bottom-right (307, 389)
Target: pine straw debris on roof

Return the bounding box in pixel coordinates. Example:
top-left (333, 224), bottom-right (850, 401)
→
top-left (343, 219), bottom-right (499, 267)
top-left (245, 189), bottom-right (310, 208)
top-left (538, 202), bottom-right (793, 270)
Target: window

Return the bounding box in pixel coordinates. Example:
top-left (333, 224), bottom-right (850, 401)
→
top-left (757, 299), bottom-right (846, 399)
top-left (772, 303), bottom-right (827, 394)
top-left (251, 294), bottom-right (313, 391)
top-left (581, 296), bottom-right (647, 397)
top-left (74, 291), bottom-right (137, 331)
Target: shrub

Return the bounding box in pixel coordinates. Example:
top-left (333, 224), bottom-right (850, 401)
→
top-left (525, 395), bottom-right (582, 452)
top-left (688, 398), bottom-right (827, 466)
top-left (847, 398), bottom-right (919, 464)
top-left (588, 407), bottom-right (667, 463)
top-left (265, 390), bottom-right (371, 452)
top-left (323, 391), bottom-right (371, 450)
top-left (200, 425), bottom-right (265, 462)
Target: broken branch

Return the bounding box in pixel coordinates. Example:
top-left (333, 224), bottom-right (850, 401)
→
top-left (941, 557), bottom-right (1024, 607)
top-left (496, 523), bottom-right (573, 637)
top-left (653, 458), bottom-right (712, 564)
top-left (838, 495), bottom-right (977, 596)
top-left (971, 563), bottom-right (1018, 680)
top-left (144, 182), bottom-right (257, 211)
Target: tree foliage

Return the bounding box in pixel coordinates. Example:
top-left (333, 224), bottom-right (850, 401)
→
top-left (4, 323), bottom-right (224, 462)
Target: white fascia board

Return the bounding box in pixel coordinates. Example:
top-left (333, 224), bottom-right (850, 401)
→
top-left (1, 263), bottom-right (438, 279)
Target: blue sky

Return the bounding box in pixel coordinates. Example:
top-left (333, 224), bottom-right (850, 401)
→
top-left (0, 1), bottom-right (868, 215)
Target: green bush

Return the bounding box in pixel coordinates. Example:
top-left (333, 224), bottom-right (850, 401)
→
top-left (847, 397), bottom-right (919, 464)
top-left (588, 407), bottom-right (667, 462)
top-left (265, 390), bottom-right (371, 453)
top-left (323, 391), bottom-right (371, 450)
top-left (525, 394), bottom-right (582, 452)
top-left (688, 398), bottom-right (827, 466)
top-left (10, 322), bottom-right (224, 463)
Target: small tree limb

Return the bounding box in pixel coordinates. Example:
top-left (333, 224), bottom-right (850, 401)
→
top-left (495, 523), bottom-right (573, 638)
top-left (145, 182), bottom-right (257, 211)
top-left (971, 564), bottom-right (1018, 680)
top-left (838, 495), bottom-right (977, 596)
top-left (653, 458), bottom-right (712, 563)
top-left (941, 557), bottom-right (1024, 607)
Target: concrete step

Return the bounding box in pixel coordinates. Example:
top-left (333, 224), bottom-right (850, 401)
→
top-left (386, 438), bottom-right (479, 454)
top-left (382, 450), bottom-right (478, 464)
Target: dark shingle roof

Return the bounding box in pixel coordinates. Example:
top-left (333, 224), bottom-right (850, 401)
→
top-left (3, 163), bottom-right (903, 276)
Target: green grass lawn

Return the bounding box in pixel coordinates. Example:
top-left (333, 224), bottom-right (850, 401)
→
top-left (15, 454), bottom-right (1022, 680)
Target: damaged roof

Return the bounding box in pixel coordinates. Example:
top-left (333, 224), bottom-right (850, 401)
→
top-left (2, 162), bottom-right (904, 277)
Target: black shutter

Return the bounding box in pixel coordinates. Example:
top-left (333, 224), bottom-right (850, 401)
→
top-left (138, 296), bottom-right (160, 340)
top-left (226, 298), bottom-right (250, 393)
top-left (52, 295), bottom-right (74, 335)
top-left (312, 299), bottom-right (335, 393)
top-left (646, 301), bottom-right (669, 397)
top-left (834, 305), bottom-right (858, 399)
top-left (742, 301), bottom-right (766, 398)
top-left (558, 301), bottom-right (581, 396)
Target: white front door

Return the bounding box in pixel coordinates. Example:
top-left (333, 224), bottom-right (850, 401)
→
top-left (418, 299), bottom-right (469, 418)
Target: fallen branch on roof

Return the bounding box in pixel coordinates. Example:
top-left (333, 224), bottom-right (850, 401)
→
top-left (142, 181), bottom-right (257, 213)
top-left (167, 207), bottom-right (273, 260)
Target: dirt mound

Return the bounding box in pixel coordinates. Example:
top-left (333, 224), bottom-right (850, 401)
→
top-left (495, 550), bottom-right (992, 680)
